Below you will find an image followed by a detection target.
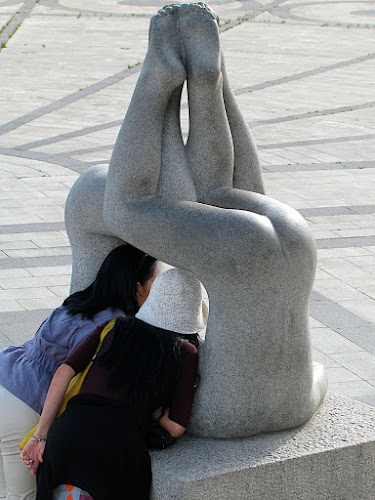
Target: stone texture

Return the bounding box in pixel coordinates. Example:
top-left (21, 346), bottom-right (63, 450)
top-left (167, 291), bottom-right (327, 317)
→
top-left (64, 3), bottom-right (328, 438)
top-left (65, 163), bottom-right (124, 293)
top-left (150, 392), bottom-right (375, 500)
top-left (101, 3), bottom-right (327, 438)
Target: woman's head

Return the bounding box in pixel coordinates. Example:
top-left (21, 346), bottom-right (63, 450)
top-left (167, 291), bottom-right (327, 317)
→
top-left (63, 244), bottom-right (157, 318)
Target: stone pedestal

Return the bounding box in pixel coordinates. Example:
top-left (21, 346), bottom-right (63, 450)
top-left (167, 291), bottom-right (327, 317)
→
top-left (150, 392), bottom-right (375, 499)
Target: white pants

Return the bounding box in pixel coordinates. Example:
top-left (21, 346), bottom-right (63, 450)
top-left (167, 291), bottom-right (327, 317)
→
top-left (0, 385), bottom-right (39, 500)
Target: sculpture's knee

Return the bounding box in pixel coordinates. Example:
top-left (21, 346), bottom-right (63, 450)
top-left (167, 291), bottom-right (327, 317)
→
top-left (65, 164), bottom-right (108, 238)
top-left (65, 164), bottom-right (125, 293)
top-left (272, 205), bottom-right (317, 281)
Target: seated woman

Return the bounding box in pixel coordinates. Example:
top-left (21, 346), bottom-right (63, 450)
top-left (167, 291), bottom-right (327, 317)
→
top-left (0, 244), bottom-right (156, 500)
top-left (20, 268), bottom-right (206, 500)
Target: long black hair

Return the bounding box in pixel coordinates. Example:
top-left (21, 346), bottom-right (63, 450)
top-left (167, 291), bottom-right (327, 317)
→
top-left (63, 244), bottom-right (157, 319)
top-left (98, 317), bottom-right (186, 409)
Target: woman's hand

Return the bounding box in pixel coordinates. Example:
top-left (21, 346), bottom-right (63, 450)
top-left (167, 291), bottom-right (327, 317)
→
top-left (20, 439), bottom-right (45, 476)
top-left (19, 362), bottom-right (76, 476)
top-left (152, 408), bottom-right (186, 438)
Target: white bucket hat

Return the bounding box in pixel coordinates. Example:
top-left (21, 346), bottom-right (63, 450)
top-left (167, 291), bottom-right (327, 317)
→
top-left (136, 268), bottom-right (208, 334)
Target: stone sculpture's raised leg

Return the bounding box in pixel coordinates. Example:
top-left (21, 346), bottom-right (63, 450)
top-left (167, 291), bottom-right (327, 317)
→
top-left (157, 85), bottom-right (196, 202)
top-left (103, 4), bottom-right (327, 438)
top-left (221, 56), bottom-right (265, 193)
top-left (65, 70), bottom-right (193, 294)
top-left (65, 7), bottom-right (260, 293)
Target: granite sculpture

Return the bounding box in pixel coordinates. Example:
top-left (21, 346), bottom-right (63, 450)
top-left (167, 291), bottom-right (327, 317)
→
top-left (65, 2), bottom-right (327, 439)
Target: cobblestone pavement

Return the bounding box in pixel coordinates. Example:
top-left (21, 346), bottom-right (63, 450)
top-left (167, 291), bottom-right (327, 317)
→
top-left (1, 0), bottom-right (375, 448)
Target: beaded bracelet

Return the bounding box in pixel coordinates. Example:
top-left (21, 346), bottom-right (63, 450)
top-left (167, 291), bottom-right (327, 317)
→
top-left (30, 435), bottom-right (47, 443)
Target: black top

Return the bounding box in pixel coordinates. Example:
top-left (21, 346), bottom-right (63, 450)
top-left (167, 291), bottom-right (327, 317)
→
top-left (64, 318), bottom-right (198, 428)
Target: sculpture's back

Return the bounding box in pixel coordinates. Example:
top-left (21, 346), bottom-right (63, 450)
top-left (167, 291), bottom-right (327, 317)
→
top-left (188, 194), bottom-right (327, 438)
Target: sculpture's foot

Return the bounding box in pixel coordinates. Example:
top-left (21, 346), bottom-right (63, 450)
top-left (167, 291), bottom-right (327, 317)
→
top-left (193, 2), bottom-right (220, 24)
top-left (143, 5), bottom-right (186, 90)
top-left (177, 2), bottom-right (221, 80)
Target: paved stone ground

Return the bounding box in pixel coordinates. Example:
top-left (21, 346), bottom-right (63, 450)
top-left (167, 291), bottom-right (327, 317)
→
top-left (0, 1), bottom-right (374, 492)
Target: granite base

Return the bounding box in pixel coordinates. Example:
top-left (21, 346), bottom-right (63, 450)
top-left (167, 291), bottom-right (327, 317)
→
top-left (150, 392), bottom-right (375, 499)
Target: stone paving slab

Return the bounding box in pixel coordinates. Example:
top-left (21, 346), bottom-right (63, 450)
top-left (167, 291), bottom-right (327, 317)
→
top-left (0, 3), bottom-right (375, 496)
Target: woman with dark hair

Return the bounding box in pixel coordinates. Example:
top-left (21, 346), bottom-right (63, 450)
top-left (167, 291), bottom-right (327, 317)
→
top-left (20, 269), bottom-right (203, 500)
top-left (0, 244), bottom-right (157, 500)
top-left (63, 244), bottom-right (156, 317)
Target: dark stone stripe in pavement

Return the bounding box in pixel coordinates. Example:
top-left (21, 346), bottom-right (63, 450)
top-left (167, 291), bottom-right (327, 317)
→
top-left (299, 205), bottom-right (375, 217)
top-left (272, 1), bottom-right (375, 27)
top-left (0, 255), bottom-right (71, 269)
top-left (249, 101), bottom-right (375, 128)
top-left (219, 0), bottom-right (290, 31)
top-left (0, 309), bottom-right (53, 326)
top-left (17, 120), bottom-right (122, 151)
top-left (0, 0), bottom-right (38, 46)
top-left (310, 291), bottom-right (375, 354)
top-left (235, 52), bottom-right (375, 95)
top-left (58, 144), bottom-right (113, 157)
top-left (0, 65), bottom-right (142, 136)
top-left (316, 236), bottom-right (375, 249)
top-left (263, 161), bottom-right (375, 172)
top-left (259, 133), bottom-right (375, 150)
top-left (354, 10), bottom-right (375, 17)
top-left (0, 222), bottom-right (66, 233)
top-left (0, 147), bottom-right (88, 173)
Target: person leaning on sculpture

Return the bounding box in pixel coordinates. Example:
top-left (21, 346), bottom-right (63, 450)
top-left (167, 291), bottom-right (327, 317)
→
top-left (100, 2), bottom-right (327, 439)
top-left (20, 269), bottom-right (204, 500)
top-left (0, 244), bottom-right (156, 500)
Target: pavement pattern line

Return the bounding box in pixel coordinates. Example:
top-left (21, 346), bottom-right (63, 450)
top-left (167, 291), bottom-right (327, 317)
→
top-left (311, 291), bottom-right (375, 354)
top-left (272, 0), bottom-right (375, 27)
top-left (249, 101), bottom-right (375, 128)
top-left (17, 120), bottom-right (123, 151)
top-left (235, 51), bottom-right (375, 95)
top-left (263, 160), bottom-right (375, 171)
top-left (0, 147), bottom-right (92, 173)
top-left (216, 0), bottom-right (293, 30)
top-left (259, 134), bottom-right (375, 150)
top-left (0, 222), bottom-right (66, 233)
top-left (0, 0), bottom-right (38, 48)
top-left (316, 236), bottom-right (375, 249)
top-left (299, 205), bottom-right (375, 217)
top-left (0, 255), bottom-right (72, 270)
top-left (0, 65), bottom-right (142, 136)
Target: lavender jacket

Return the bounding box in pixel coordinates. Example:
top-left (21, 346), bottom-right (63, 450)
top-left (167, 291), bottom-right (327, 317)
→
top-left (0, 306), bottom-right (125, 414)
